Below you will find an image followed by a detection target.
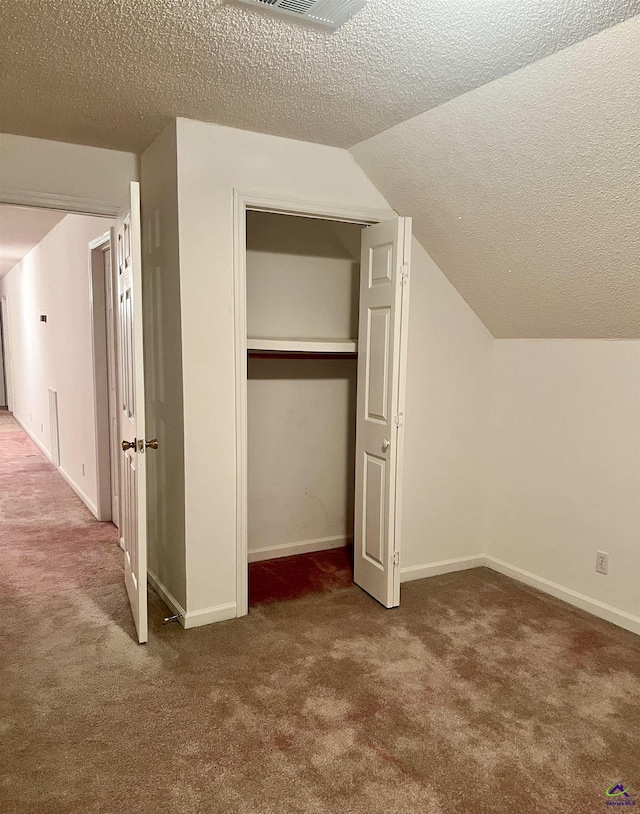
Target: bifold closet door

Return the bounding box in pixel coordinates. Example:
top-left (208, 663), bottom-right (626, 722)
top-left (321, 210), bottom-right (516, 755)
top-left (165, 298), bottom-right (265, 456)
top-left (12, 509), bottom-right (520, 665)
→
top-left (354, 216), bottom-right (411, 609)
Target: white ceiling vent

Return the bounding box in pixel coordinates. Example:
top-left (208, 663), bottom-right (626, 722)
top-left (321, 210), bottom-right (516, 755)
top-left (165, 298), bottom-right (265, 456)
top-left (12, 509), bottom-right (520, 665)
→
top-left (236, 0), bottom-right (367, 29)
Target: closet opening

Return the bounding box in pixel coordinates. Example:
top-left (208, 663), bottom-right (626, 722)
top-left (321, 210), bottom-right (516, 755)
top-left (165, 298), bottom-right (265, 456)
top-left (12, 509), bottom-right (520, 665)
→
top-left (234, 193), bottom-right (412, 618)
top-left (244, 210), bottom-right (365, 609)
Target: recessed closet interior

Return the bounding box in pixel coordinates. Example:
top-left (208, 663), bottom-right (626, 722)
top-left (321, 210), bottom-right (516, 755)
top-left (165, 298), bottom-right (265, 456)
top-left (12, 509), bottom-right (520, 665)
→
top-left (245, 211), bottom-right (366, 602)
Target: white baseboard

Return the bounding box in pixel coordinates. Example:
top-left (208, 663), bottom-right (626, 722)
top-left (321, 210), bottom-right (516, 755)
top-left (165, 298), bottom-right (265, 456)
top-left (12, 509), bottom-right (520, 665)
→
top-left (58, 465), bottom-right (99, 517)
top-left (147, 573), bottom-right (235, 630)
top-left (13, 411), bottom-right (49, 456)
top-left (400, 553), bottom-right (638, 635)
top-left (183, 603), bottom-right (237, 629)
top-left (485, 556), bottom-right (640, 636)
top-left (248, 535), bottom-right (351, 563)
top-left (400, 555), bottom-right (485, 583)
top-left (148, 570), bottom-right (187, 626)
top-left (13, 412), bottom-right (99, 518)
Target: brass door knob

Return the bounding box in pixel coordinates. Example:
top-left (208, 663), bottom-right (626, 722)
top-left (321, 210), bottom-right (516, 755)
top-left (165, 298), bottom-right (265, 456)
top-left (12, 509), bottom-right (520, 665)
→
top-left (122, 439), bottom-right (136, 451)
top-left (145, 439), bottom-right (159, 450)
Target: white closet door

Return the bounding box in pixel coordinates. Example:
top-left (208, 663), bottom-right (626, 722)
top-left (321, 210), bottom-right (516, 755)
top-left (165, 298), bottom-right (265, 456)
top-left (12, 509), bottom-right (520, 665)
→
top-left (116, 181), bottom-right (149, 644)
top-left (354, 216), bottom-right (411, 608)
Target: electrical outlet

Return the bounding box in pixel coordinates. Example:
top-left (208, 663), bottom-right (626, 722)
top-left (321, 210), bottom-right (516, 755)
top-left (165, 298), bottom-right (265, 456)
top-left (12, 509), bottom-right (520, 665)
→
top-left (596, 551), bottom-right (609, 575)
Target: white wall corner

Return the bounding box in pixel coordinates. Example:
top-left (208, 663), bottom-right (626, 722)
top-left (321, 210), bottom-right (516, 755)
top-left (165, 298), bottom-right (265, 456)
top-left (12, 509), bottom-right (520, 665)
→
top-left (484, 555), bottom-right (640, 636)
top-left (182, 603), bottom-right (237, 629)
top-left (400, 553), bottom-right (639, 636)
top-left (400, 555), bottom-right (486, 582)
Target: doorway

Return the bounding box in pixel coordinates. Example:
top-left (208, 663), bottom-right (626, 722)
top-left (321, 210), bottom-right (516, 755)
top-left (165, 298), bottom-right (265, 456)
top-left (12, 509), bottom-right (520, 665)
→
top-left (0, 205), bottom-right (117, 521)
top-left (89, 233), bottom-right (120, 527)
top-left (234, 194), bottom-right (412, 618)
top-left (0, 186), bottom-right (149, 645)
top-left (245, 211), bottom-right (361, 608)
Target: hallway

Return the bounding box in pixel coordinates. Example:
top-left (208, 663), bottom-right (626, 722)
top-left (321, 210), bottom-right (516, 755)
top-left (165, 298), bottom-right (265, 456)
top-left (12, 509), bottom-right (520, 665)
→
top-left (0, 410), bottom-right (123, 598)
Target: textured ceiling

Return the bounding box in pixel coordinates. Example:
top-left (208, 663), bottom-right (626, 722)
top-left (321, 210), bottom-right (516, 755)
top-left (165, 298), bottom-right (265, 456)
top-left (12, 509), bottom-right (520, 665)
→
top-left (351, 17), bottom-right (640, 339)
top-left (1, 0), bottom-right (638, 152)
top-left (0, 207), bottom-right (66, 279)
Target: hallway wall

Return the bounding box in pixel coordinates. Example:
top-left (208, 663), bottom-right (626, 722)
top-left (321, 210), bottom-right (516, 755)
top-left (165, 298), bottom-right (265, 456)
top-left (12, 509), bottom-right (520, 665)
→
top-left (0, 213), bottom-right (112, 515)
top-left (0, 133), bottom-right (139, 214)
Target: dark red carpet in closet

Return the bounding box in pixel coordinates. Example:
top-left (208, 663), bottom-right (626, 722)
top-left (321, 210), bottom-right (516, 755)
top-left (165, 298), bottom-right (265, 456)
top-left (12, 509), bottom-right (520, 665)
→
top-left (249, 546), bottom-right (353, 606)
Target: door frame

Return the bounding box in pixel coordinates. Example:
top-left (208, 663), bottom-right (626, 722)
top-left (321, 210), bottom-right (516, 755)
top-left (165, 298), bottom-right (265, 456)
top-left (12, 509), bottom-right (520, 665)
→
top-left (232, 191), bottom-right (395, 617)
top-left (89, 233), bottom-right (119, 523)
top-left (0, 296), bottom-right (12, 411)
top-left (0, 190), bottom-right (117, 219)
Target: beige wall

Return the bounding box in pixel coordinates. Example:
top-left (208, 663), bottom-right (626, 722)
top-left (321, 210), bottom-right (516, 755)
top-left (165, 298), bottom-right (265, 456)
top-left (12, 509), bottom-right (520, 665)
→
top-left (485, 340), bottom-right (640, 625)
top-left (246, 212), bottom-right (360, 341)
top-left (170, 118), bottom-right (496, 620)
top-left (248, 357), bottom-right (357, 557)
top-left (140, 122), bottom-right (187, 609)
top-left (246, 213), bottom-right (361, 559)
top-left (174, 118), bottom-right (393, 617)
top-left (0, 214), bottom-right (112, 514)
top-left (0, 134), bottom-right (138, 214)
top-left (401, 239), bottom-right (493, 575)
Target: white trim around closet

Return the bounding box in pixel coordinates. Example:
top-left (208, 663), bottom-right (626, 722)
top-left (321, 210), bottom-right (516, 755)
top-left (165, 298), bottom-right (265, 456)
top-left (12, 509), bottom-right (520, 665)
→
top-left (232, 190), bottom-right (395, 618)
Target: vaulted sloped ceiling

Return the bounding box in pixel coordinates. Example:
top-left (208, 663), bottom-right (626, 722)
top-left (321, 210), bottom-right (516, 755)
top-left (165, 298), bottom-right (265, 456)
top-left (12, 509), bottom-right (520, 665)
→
top-left (1, 1), bottom-right (638, 338)
top-left (0, 0), bottom-right (637, 153)
top-left (352, 17), bottom-right (640, 338)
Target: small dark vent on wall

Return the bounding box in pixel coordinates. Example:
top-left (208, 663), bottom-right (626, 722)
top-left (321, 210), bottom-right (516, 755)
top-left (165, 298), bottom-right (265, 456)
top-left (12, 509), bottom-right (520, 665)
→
top-left (236, 0), bottom-right (367, 29)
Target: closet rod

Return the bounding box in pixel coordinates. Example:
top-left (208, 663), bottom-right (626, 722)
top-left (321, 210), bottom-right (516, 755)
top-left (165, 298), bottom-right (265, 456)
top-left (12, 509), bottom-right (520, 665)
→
top-left (247, 350), bottom-right (357, 360)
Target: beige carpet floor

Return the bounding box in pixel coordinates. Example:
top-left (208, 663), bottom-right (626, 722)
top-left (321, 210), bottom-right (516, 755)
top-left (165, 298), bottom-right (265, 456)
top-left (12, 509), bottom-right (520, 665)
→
top-left (1, 411), bottom-right (639, 813)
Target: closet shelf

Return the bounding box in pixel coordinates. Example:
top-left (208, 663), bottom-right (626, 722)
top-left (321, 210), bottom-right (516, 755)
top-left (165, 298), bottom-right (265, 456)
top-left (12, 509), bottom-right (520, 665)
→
top-left (247, 338), bottom-right (357, 354)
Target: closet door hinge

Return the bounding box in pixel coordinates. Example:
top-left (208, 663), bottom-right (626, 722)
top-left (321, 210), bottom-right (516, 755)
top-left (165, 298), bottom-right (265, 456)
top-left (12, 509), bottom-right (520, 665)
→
top-left (394, 413), bottom-right (404, 428)
top-left (393, 551), bottom-right (400, 567)
top-left (400, 264), bottom-right (409, 281)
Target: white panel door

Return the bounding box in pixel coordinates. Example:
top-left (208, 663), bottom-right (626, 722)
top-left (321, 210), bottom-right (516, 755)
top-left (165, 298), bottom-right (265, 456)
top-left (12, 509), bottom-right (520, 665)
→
top-left (354, 216), bottom-right (411, 608)
top-left (116, 182), bottom-right (148, 644)
top-left (104, 243), bottom-right (120, 529)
